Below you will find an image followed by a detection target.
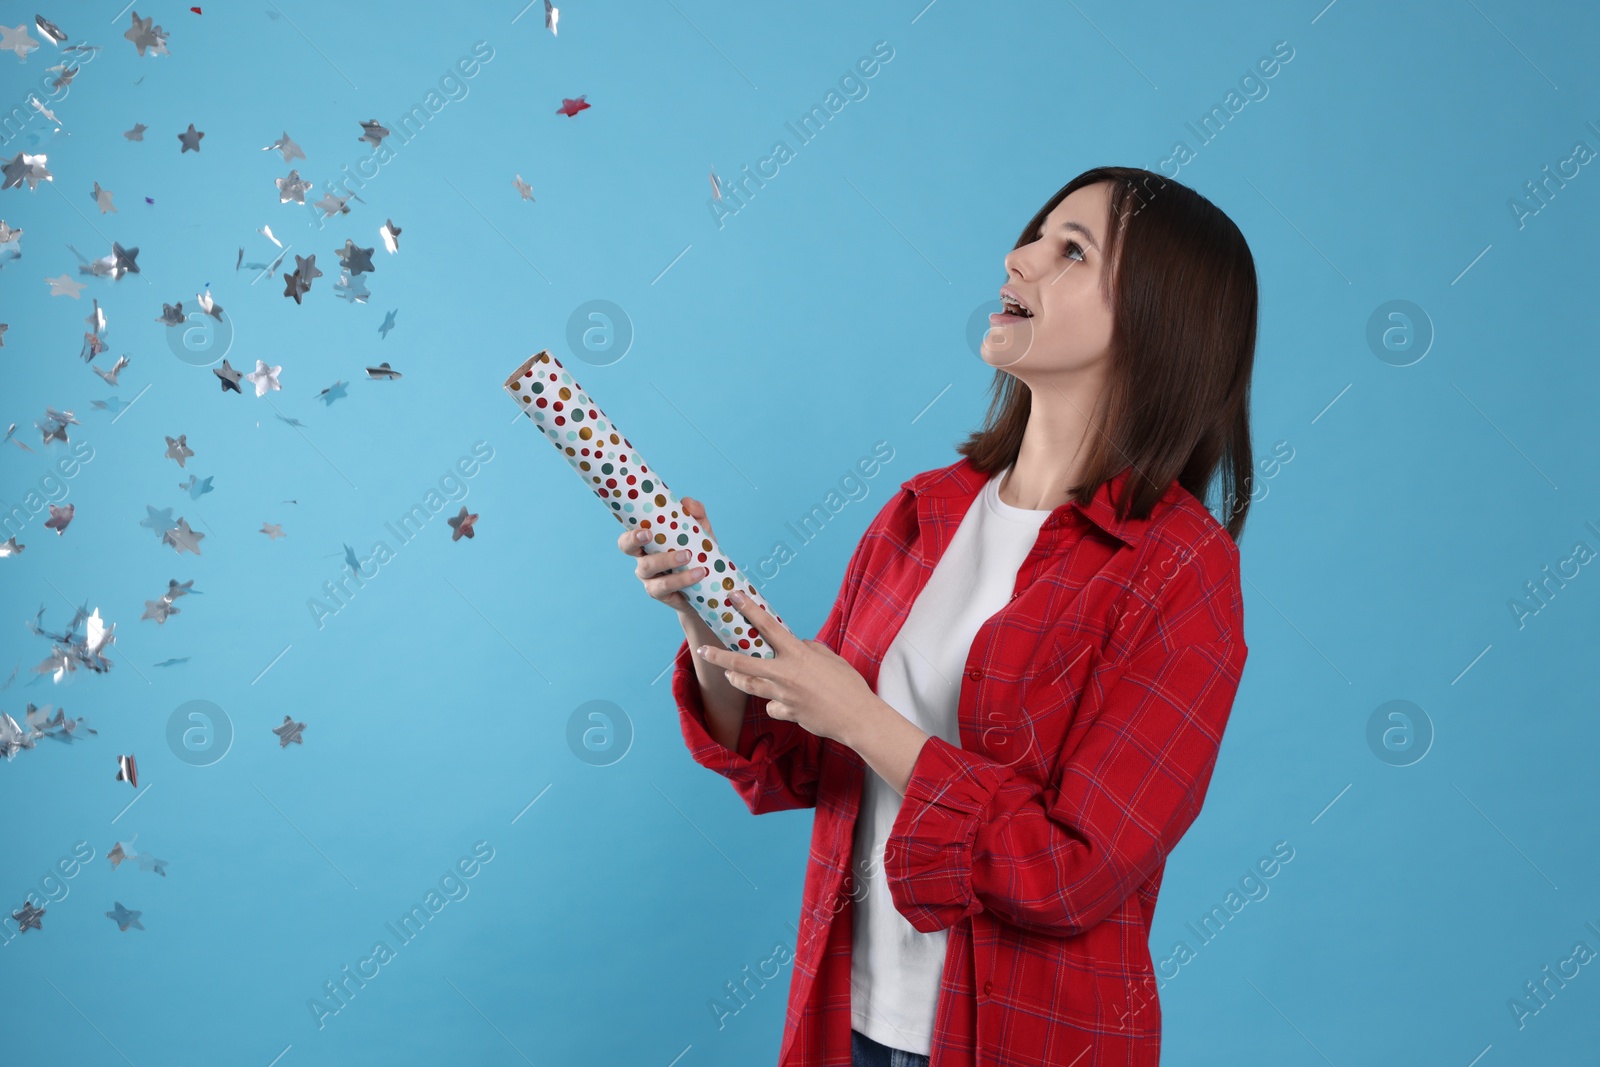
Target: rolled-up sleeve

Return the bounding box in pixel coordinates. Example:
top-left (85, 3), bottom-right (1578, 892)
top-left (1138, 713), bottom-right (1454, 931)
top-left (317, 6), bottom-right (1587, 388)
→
top-left (671, 501), bottom-right (886, 815)
top-left (883, 636), bottom-right (1248, 937)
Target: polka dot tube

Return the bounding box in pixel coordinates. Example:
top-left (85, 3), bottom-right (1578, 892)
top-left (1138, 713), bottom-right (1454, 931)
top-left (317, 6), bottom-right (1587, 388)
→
top-left (503, 350), bottom-right (785, 659)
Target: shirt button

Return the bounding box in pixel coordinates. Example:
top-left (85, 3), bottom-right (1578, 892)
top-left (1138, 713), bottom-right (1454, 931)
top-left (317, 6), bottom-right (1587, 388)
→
top-left (982, 979), bottom-right (994, 996)
top-left (967, 668), bottom-right (982, 681)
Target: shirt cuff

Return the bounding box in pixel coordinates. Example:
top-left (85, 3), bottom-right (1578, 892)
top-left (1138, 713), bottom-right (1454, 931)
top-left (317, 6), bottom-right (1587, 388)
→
top-left (882, 733), bottom-right (1013, 932)
top-left (671, 637), bottom-right (823, 813)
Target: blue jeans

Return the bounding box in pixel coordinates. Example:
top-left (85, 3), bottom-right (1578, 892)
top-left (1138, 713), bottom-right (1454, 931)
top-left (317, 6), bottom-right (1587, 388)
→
top-left (851, 1028), bottom-right (931, 1067)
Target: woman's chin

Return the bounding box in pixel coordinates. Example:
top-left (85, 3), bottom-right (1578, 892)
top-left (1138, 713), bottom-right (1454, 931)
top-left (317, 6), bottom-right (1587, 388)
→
top-left (980, 330), bottom-right (1037, 371)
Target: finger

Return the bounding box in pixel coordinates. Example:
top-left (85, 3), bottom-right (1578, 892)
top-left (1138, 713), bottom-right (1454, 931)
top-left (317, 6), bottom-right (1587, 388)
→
top-left (726, 669), bottom-right (773, 700)
top-left (684, 497), bottom-right (714, 537)
top-left (637, 547), bottom-right (692, 580)
top-left (619, 526), bottom-right (654, 558)
top-left (726, 590), bottom-right (793, 651)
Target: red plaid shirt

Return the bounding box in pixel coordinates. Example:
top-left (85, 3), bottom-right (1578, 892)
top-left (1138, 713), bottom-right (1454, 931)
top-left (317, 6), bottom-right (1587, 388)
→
top-left (672, 456), bottom-right (1248, 1066)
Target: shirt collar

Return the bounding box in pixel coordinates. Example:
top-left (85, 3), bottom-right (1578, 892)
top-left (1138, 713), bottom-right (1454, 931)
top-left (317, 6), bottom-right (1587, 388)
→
top-left (899, 455), bottom-right (1151, 548)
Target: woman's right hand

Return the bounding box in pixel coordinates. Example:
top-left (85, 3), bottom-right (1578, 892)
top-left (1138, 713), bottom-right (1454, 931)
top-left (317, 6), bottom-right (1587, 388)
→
top-left (619, 495), bottom-right (716, 615)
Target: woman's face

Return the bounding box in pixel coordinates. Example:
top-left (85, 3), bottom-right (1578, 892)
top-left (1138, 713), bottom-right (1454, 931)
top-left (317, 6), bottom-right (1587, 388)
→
top-left (981, 181), bottom-right (1117, 379)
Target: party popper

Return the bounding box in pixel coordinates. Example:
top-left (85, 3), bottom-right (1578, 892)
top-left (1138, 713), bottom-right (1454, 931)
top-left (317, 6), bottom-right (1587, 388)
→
top-left (503, 350), bottom-right (785, 659)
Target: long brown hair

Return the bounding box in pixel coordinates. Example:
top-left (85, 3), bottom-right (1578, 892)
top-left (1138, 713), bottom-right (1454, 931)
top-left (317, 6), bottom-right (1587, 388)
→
top-left (956, 166), bottom-right (1258, 543)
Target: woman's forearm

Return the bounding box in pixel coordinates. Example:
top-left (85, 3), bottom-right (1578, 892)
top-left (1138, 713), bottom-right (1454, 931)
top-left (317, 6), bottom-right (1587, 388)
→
top-left (678, 610), bottom-right (748, 750)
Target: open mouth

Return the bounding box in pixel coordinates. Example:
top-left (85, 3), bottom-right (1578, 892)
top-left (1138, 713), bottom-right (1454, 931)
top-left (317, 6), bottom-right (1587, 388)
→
top-left (999, 296), bottom-right (1033, 318)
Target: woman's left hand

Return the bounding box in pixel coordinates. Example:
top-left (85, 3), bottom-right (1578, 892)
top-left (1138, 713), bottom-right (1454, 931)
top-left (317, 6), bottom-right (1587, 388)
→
top-left (695, 591), bottom-right (878, 746)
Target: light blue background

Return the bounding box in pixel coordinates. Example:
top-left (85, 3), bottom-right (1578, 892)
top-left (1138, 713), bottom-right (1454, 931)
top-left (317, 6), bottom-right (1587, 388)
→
top-left (2, 2), bottom-right (1598, 1065)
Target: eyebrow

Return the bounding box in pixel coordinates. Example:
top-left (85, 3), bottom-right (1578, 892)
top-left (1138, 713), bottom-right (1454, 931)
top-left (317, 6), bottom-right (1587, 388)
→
top-left (1057, 221), bottom-right (1101, 253)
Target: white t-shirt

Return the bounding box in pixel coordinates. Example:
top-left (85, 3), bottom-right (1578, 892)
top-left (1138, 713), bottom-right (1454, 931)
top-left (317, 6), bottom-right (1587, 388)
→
top-left (849, 464), bottom-right (1054, 1054)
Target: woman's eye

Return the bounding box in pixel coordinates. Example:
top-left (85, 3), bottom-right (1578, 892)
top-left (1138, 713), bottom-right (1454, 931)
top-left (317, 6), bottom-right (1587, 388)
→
top-left (1064, 241), bottom-right (1085, 262)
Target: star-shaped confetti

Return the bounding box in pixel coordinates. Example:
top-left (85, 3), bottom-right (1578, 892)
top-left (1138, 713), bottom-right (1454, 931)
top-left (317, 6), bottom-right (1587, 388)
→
top-left (12, 901), bottom-right (44, 933)
top-left (244, 359), bottom-right (281, 397)
top-left (378, 309), bottom-right (397, 339)
top-left (314, 380), bottom-right (348, 405)
top-left (331, 269), bottom-right (369, 303)
top-left (77, 241), bottom-right (139, 280)
top-left (179, 473), bottom-right (213, 499)
top-left (557, 94), bottom-right (591, 117)
top-left (44, 504), bottom-right (74, 534)
top-left (0, 23), bottom-right (40, 61)
top-left (156, 302), bottom-right (185, 326)
top-left (176, 123), bottom-right (203, 153)
top-left (379, 218), bottom-right (401, 252)
top-left (273, 715), bottom-right (305, 746)
top-left (93, 354), bottom-right (131, 386)
top-left (315, 191), bottom-right (352, 218)
top-left (448, 506), bottom-right (479, 541)
top-left (162, 517), bottom-right (204, 555)
top-left (35, 15), bottom-right (67, 45)
top-left (358, 119), bottom-right (389, 148)
top-left (365, 362), bottom-right (402, 380)
top-left (212, 359), bottom-right (242, 393)
top-left (512, 173), bottom-right (534, 201)
top-left (3, 151), bottom-right (52, 190)
top-left (123, 123), bottom-right (147, 141)
top-left (283, 253), bottom-right (320, 303)
top-left (261, 522), bottom-right (285, 539)
top-left (545, 0), bottom-right (559, 35)
top-left (107, 902), bottom-right (144, 931)
top-left (46, 273), bottom-right (84, 298)
top-left (164, 434), bottom-right (193, 467)
top-left (264, 131), bottom-right (304, 162)
top-left (91, 182), bottom-right (116, 213)
top-left (123, 11), bottom-right (169, 58)
top-left (140, 505), bottom-right (176, 540)
top-left (335, 239), bottom-right (375, 275)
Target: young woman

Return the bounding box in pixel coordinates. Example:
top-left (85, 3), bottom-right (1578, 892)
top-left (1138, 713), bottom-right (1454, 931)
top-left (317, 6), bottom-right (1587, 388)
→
top-left (622, 165), bottom-right (1256, 1067)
